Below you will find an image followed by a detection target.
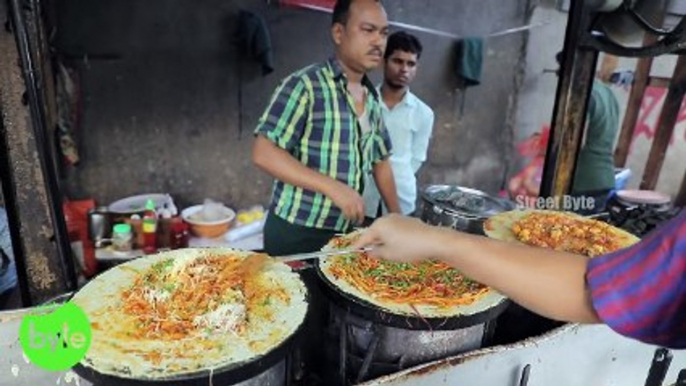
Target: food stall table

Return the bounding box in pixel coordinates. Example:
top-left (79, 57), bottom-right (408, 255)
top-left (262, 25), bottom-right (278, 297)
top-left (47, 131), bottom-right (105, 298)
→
top-left (94, 232), bottom-right (264, 269)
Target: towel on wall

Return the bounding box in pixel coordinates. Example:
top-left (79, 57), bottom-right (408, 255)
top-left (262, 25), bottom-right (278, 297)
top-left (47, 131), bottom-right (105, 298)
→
top-left (236, 10), bottom-right (274, 75)
top-left (455, 37), bottom-right (484, 87)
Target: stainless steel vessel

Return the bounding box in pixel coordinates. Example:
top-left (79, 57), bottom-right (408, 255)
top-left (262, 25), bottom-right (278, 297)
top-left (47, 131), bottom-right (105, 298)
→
top-left (420, 185), bottom-right (515, 235)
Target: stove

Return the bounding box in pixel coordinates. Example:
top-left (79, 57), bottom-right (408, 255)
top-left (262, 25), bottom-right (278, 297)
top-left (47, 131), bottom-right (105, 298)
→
top-left (605, 196), bottom-right (682, 237)
top-left (323, 303), bottom-right (496, 385)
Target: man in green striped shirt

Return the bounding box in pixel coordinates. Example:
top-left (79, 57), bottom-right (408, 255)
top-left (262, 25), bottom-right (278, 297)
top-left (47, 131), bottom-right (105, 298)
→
top-left (253, 0), bottom-right (400, 256)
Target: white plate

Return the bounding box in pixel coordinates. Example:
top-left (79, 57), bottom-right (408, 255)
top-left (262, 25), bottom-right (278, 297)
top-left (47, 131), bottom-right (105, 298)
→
top-left (108, 193), bottom-right (170, 214)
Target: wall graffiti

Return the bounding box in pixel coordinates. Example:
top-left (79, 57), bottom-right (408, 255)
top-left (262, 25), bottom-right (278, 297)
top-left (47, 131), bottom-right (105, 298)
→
top-left (632, 86), bottom-right (686, 146)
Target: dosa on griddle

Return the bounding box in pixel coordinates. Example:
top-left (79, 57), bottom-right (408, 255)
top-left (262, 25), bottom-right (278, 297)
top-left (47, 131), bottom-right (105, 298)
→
top-left (319, 231), bottom-right (505, 319)
top-left (71, 248), bottom-right (307, 380)
top-left (484, 209), bottom-right (639, 256)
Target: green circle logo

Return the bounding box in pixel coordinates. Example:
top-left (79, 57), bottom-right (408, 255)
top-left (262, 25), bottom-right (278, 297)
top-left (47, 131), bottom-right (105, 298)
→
top-left (19, 302), bottom-right (92, 371)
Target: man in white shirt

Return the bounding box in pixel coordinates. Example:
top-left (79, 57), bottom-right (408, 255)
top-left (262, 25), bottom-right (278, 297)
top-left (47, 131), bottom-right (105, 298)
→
top-left (363, 31), bottom-right (434, 220)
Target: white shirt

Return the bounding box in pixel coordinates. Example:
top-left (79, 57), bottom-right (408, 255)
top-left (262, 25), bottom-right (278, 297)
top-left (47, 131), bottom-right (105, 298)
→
top-left (363, 88), bottom-right (434, 216)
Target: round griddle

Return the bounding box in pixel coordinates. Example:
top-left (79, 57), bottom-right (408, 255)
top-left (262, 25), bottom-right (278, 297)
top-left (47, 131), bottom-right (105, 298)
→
top-left (72, 317), bottom-right (306, 386)
top-left (315, 261), bottom-right (509, 331)
top-left (484, 209), bottom-right (641, 247)
top-left (616, 189), bottom-right (671, 206)
top-left (69, 249), bottom-right (309, 386)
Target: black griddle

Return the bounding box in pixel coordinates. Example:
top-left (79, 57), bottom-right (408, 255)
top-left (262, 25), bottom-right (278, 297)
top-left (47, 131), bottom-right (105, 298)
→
top-left (72, 303), bottom-right (308, 386)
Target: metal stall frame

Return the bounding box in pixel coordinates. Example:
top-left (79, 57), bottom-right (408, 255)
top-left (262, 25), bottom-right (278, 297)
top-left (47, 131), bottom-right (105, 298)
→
top-left (0, 0), bottom-right (77, 306)
top-left (540, 0), bottom-right (686, 205)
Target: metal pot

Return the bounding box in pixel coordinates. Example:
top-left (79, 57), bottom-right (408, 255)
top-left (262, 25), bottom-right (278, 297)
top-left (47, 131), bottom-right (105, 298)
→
top-left (87, 206), bottom-right (113, 248)
top-left (420, 185), bottom-right (515, 235)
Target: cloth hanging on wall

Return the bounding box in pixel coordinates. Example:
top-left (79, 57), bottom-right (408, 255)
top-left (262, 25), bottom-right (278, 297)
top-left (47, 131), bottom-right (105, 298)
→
top-left (454, 37), bottom-right (484, 87)
top-left (237, 10), bottom-right (274, 75)
top-left (453, 37), bottom-right (484, 116)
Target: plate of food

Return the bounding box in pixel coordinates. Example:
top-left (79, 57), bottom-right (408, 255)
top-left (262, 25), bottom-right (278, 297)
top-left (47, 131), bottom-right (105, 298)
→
top-left (483, 209), bottom-right (640, 257)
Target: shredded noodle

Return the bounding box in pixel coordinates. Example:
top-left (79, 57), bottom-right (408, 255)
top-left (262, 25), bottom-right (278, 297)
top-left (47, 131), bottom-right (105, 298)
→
top-left (328, 236), bottom-right (489, 308)
top-left (121, 253), bottom-right (285, 343)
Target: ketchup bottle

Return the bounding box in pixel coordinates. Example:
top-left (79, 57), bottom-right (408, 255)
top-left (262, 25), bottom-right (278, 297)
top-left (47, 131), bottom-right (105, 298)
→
top-left (142, 199), bottom-right (158, 254)
top-left (170, 217), bottom-right (189, 249)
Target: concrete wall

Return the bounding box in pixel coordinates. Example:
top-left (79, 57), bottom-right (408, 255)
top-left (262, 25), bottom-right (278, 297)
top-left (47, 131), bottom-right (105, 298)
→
top-left (510, 4), bottom-right (566, 179)
top-left (512, 5), bottom-right (566, 144)
top-left (54, 0), bottom-right (530, 210)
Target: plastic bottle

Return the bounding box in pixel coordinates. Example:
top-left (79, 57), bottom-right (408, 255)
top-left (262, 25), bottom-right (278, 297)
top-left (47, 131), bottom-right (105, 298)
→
top-left (112, 223), bottom-right (133, 252)
top-left (170, 217), bottom-right (189, 249)
top-left (157, 208), bottom-right (173, 249)
top-left (129, 214), bottom-right (143, 249)
top-left (142, 199), bottom-right (158, 254)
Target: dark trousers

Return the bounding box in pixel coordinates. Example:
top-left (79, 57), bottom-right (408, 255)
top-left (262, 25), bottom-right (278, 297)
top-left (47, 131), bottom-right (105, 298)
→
top-left (263, 212), bottom-right (341, 384)
top-left (363, 205), bottom-right (416, 228)
top-left (263, 211), bottom-right (340, 255)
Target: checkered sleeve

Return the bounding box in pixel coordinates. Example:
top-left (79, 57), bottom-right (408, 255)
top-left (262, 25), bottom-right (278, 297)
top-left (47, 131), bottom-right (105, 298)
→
top-left (255, 75), bottom-right (310, 152)
top-left (586, 210), bottom-right (686, 349)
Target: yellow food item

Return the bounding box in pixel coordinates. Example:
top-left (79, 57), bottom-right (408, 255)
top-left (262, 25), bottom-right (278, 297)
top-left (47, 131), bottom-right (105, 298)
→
top-left (511, 212), bottom-right (629, 257)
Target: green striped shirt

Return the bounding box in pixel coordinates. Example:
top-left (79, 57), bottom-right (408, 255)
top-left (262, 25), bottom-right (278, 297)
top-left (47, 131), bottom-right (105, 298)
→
top-left (255, 57), bottom-right (392, 231)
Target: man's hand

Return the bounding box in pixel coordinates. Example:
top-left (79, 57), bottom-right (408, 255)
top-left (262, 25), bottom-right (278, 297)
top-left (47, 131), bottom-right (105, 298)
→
top-left (328, 182), bottom-right (365, 225)
top-left (355, 214), bottom-right (601, 324)
top-left (253, 136), bottom-right (369, 225)
top-left (353, 214), bottom-right (444, 262)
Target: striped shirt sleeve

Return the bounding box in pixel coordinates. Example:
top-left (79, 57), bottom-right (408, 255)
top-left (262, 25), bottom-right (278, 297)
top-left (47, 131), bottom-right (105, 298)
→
top-left (255, 75), bottom-right (310, 152)
top-left (586, 210), bottom-right (686, 348)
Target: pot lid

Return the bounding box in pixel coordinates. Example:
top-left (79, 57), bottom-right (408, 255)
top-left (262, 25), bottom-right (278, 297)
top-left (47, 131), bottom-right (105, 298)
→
top-left (422, 185), bottom-right (515, 217)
